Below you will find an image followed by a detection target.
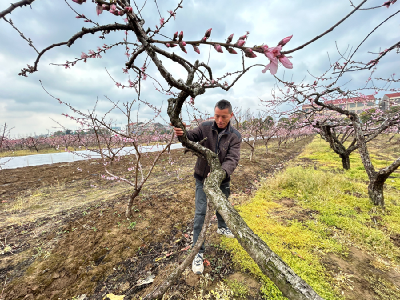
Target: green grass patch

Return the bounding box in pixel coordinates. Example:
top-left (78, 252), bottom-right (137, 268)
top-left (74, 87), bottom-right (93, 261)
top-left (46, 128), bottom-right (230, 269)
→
top-left (221, 136), bottom-right (400, 299)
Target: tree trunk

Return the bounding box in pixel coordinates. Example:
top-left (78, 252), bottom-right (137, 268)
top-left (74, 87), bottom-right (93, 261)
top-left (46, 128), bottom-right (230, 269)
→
top-left (203, 171), bottom-right (323, 300)
top-left (126, 189), bottom-right (140, 217)
top-left (368, 176), bottom-right (385, 206)
top-left (340, 154), bottom-right (350, 170)
top-left (249, 147), bottom-right (254, 161)
top-left (168, 96), bottom-right (322, 299)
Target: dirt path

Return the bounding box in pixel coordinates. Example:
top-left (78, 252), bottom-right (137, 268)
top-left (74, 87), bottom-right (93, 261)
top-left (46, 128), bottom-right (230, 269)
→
top-left (0, 137), bottom-right (313, 299)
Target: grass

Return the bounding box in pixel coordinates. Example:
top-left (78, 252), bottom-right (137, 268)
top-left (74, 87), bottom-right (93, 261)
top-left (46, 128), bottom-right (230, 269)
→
top-left (221, 135), bottom-right (400, 299)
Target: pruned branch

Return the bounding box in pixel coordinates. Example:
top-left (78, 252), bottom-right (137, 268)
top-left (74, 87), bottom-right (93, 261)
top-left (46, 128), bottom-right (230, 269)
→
top-left (0, 0), bottom-right (35, 19)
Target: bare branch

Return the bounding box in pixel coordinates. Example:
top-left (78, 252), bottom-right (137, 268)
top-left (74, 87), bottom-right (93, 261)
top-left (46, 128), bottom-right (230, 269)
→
top-left (282, 0), bottom-right (368, 55)
top-left (0, 0), bottom-right (35, 19)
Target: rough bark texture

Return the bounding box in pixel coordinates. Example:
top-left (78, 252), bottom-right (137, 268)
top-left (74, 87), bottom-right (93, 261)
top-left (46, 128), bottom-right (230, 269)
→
top-left (351, 116), bottom-right (400, 206)
top-left (126, 189), bottom-right (141, 217)
top-left (203, 172), bottom-right (323, 300)
top-left (318, 125), bottom-right (356, 170)
top-left (167, 95), bottom-right (323, 299)
top-left (340, 154), bottom-right (350, 170)
top-left (368, 177), bottom-right (385, 206)
top-left (124, 10), bottom-right (323, 299)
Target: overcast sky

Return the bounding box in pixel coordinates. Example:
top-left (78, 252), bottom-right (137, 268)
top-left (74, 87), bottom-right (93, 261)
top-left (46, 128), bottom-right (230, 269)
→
top-left (0, 0), bottom-right (399, 136)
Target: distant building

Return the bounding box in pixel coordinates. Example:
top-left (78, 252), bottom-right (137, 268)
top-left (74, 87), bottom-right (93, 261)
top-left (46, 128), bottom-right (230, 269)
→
top-left (380, 93), bottom-right (400, 111)
top-left (302, 95), bottom-right (377, 115)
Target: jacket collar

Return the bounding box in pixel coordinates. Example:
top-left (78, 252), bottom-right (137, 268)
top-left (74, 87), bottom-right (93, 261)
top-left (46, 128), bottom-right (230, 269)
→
top-left (212, 121), bottom-right (232, 133)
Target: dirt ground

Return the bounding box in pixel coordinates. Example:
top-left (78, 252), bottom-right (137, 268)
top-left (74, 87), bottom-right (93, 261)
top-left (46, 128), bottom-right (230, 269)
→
top-left (0, 136), bottom-right (398, 299)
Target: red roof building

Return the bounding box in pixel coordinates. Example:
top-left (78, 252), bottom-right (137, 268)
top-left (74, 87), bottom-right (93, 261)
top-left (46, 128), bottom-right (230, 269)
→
top-left (302, 95), bottom-right (376, 114)
top-left (381, 93), bottom-right (400, 110)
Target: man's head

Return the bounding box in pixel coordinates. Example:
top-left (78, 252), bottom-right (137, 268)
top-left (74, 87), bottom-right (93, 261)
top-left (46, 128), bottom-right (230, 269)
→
top-left (214, 100), bottom-right (233, 129)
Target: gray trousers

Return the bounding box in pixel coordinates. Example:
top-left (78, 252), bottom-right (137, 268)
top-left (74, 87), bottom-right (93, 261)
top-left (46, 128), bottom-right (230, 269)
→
top-left (193, 179), bottom-right (230, 253)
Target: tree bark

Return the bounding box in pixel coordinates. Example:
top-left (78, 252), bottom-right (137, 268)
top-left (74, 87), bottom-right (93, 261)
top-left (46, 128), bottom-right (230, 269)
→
top-left (368, 177), bottom-right (385, 206)
top-left (202, 172), bottom-right (323, 300)
top-left (340, 154), bottom-right (350, 170)
top-left (168, 94), bottom-right (322, 299)
top-left (126, 189), bottom-right (140, 217)
top-left (249, 147), bottom-right (254, 161)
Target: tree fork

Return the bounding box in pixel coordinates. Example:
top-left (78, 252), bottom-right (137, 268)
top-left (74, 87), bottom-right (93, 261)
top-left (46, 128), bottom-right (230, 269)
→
top-left (167, 95), bottom-right (323, 299)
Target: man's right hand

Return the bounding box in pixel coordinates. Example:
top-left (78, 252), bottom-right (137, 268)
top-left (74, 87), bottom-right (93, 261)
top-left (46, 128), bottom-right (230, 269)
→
top-left (170, 122), bottom-right (186, 137)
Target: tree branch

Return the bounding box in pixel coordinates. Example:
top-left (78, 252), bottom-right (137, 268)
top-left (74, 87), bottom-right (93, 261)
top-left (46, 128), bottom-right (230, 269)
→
top-left (0, 0), bottom-right (35, 19)
top-left (282, 0), bottom-right (368, 55)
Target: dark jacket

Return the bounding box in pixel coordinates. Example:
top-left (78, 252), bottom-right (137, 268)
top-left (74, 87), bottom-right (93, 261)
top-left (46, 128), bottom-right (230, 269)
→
top-left (186, 121), bottom-right (242, 183)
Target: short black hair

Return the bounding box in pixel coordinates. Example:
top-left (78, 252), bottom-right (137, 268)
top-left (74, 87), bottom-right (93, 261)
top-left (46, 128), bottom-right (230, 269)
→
top-left (215, 99), bottom-right (232, 113)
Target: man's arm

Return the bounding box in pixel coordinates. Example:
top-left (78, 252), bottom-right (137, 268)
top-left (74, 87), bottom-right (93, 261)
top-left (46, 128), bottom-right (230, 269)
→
top-left (221, 136), bottom-right (241, 178)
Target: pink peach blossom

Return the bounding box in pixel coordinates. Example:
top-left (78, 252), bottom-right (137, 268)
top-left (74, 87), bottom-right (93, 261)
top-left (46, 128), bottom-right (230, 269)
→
top-left (279, 56), bottom-right (293, 69)
top-left (168, 10), bottom-right (176, 19)
top-left (96, 5), bottom-right (103, 15)
top-left (262, 58), bottom-right (278, 75)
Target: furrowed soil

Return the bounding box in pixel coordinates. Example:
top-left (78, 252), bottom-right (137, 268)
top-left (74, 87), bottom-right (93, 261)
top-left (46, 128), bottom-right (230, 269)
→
top-left (0, 136), bottom-right (397, 300)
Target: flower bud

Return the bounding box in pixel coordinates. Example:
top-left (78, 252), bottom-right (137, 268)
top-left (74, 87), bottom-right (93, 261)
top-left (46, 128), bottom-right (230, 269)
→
top-left (179, 44), bottom-right (187, 53)
top-left (173, 31), bottom-right (178, 41)
top-left (278, 35), bottom-right (293, 46)
top-left (245, 48), bottom-right (257, 58)
top-left (235, 40), bottom-right (246, 47)
top-left (193, 45), bottom-right (200, 54)
top-left (214, 44), bottom-right (223, 53)
top-left (226, 34), bottom-right (234, 44)
top-left (125, 6), bottom-right (133, 13)
top-left (178, 31), bottom-right (184, 41)
top-left (204, 28), bottom-right (212, 38)
top-left (226, 47), bottom-right (237, 54)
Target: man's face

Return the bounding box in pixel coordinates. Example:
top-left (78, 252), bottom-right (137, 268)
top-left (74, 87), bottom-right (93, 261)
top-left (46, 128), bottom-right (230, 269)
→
top-left (214, 107), bottom-right (233, 129)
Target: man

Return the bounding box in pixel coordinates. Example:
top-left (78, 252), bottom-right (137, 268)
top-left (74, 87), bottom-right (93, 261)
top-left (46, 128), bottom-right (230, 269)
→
top-left (173, 99), bottom-right (242, 275)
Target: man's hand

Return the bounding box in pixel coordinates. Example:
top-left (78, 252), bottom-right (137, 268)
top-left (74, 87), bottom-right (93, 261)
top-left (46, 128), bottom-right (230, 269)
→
top-left (170, 122), bottom-right (186, 137)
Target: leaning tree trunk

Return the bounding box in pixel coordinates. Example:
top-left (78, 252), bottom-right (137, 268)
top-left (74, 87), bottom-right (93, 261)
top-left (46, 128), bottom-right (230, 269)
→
top-left (168, 96), bottom-right (322, 299)
top-left (339, 154), bottom-right (350, 170)
top-left (203, 170), bottom-right (323, 300)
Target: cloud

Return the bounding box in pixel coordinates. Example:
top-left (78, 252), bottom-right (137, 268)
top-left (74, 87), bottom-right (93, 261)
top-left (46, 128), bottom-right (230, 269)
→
top-left (0, 0), bottom-right (399, 135)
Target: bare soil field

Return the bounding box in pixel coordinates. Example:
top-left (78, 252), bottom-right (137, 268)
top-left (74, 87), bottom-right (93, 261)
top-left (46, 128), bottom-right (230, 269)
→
top-left (1, 136), bottom-right (398, 299)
